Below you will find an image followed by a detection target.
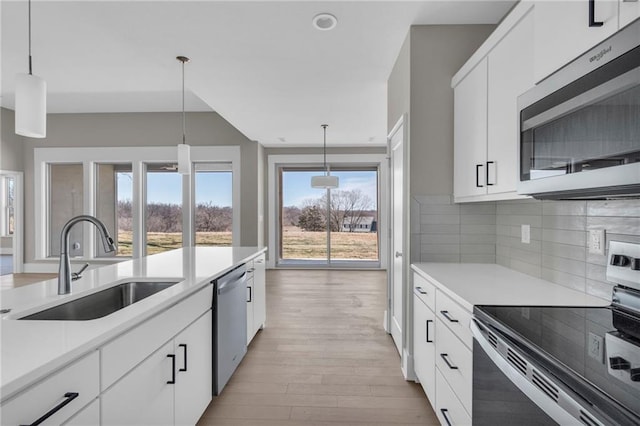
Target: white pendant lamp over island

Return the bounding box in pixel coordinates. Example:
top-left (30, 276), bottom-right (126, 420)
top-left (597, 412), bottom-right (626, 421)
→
top-left (177, 56), bottom-right (191, 175)
top-left (311, 124), bottom-right (339, 189)
top-left (15, 0), bottom-right (46, 138)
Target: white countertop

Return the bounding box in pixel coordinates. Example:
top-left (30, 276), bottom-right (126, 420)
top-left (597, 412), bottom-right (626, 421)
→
top-left (0, 246), bottom-right (266, 402)
top-left (411, 263), bottom-right (609, 312)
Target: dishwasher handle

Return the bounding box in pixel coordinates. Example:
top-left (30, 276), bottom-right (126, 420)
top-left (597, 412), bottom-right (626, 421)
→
top-left (216, 266), bottom-right (248, 294)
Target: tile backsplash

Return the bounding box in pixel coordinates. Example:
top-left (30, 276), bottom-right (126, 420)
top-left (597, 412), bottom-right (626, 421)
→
top-left (412, 195), bottom-right (640, 300)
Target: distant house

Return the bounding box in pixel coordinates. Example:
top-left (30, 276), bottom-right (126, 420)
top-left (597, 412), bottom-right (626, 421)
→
top-left (342, 217), bottom-right (376, 233)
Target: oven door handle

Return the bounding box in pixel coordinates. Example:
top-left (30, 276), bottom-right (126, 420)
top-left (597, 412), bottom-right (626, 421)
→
top-left (470, 319), bottom-right (597, 426)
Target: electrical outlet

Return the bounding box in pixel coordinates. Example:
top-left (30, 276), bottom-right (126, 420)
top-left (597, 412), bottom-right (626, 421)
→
top-left (521, 307), bottom-right (530, 320)
top-left (589, 229), bottom-right (605, 255)
top-left (521, 224), bottom-right (530, 244)
top-left (588, 332), bottom-right (604, 363)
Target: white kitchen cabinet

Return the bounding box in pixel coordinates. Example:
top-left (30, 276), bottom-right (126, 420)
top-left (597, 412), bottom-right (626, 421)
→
top-left (1, 351), bottom-right (99, 426)
top-left (102, 340), bottom-right (175, 425)
top-left (533, 0), bottom-right (618, 83)
top-left (174, 310), bottom-right (213, 426)
top-left (247, 253), bottom-right (266, 344)
top-left (453, 3), bottom-right (534, 202)
top-left (620, 0), bottom-right (640, 29)
top-left (454, 58), bottom-right (488, 199)
top-left (435, 318), bottom-right (473, 414)
top-left (413, 291), bottom-right (436, 407)
top-left (435, 369), bottom-right (472, 426)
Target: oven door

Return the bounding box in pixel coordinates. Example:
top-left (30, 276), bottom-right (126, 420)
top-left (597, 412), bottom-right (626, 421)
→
top-left (471, 319), bottom-right (605, 426)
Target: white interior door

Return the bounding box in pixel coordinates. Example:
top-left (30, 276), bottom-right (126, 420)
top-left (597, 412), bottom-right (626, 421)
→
top-left (388, 119), bottom-right (404, 356)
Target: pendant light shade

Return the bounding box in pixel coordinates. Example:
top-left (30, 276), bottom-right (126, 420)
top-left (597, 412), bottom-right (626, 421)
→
top-left (311, 124), bottom-right (339, 189)
top-left (176, 56), bottom-right (191, 175)
top-left (15, 0), bottom-right (46, 138)
top-left (15, 73), bottom-right (46, 138)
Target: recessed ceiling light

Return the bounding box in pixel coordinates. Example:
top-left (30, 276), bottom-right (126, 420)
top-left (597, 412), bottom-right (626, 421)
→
top-left (313, 13), bottom-right (337, 31)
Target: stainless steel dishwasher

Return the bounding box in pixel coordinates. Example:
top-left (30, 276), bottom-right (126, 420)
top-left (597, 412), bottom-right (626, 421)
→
top-left (213, 264), bottom-right (248, 395)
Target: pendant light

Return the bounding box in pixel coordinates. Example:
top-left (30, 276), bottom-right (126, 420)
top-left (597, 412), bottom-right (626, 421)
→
top-left (311, 124), bottom-right (339, 189)
top-left (15, 0), bottom-right (47, 138)
top-left (177, 56), bottom-right (191, 175)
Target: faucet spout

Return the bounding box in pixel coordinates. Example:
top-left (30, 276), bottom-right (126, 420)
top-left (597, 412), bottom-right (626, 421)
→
top-left (58, 215), bottom-right (116, 295)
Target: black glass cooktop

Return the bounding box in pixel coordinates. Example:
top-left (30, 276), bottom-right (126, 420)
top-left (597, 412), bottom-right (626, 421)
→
top-left (475, 303), bottom-right (640, 425)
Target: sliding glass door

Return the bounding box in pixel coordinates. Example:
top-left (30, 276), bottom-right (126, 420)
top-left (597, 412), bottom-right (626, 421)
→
top-left (279, 167), bottom-right (379, 266)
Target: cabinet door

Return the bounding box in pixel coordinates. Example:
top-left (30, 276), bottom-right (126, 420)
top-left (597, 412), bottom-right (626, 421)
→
top-left (175, 310), bottom-right (213, 426)
top-left (413, 293), bottom-right (436, 408)
top-left (102, 341), bottom-right (175, 425)
top-left (454, 59), bottom-right (488, 199)
top-left (620, 0), bottom-right (640, 29)
top-left (246, 277), bottom-right (255, 344)
top-left (252, 254), bottom-right (266, 332)
top-left (487, 9), bottom-right (534, 195)
top-left (534, 0), bottom-right (618, 82)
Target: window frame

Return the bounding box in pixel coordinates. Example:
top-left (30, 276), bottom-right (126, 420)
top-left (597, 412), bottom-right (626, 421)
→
top-left (34, 146), bottom-right (241, 261)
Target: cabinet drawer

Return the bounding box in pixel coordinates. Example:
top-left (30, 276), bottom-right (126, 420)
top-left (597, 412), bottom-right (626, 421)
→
top-left (413, 273), bottom-right (436, 311)
top-left (435, 368), bottom-right (471, 426)
top-left (63, 398), bottom-right (99, 426)
top-left (436, 291), bottom-right (472, 349)
top-left (435, 319), bottom-right (473, 414)
top-left (101, 284), bottom-right (213, 390)
top-left (1, 351), bottom-right (99, 426)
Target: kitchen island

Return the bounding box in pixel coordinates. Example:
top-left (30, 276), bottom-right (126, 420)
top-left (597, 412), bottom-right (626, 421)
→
top-left (0, 246), bottom-right (266, 425)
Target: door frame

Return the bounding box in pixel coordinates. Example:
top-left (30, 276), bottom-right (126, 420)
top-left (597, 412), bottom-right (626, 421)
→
top-left (386, 114), bottom-right (412, 378)
top-left (0, 170), bottom-right (24, 274)
top-left (266, 154), bottom-right (388, 269)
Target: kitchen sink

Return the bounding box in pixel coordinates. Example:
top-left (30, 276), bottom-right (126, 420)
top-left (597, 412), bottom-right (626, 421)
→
top-left (19, 281), bottom-right (180, 321)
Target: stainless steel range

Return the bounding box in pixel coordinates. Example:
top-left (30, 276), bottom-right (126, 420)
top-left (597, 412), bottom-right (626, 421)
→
top-left (472, 241), bottom-right (640, 425)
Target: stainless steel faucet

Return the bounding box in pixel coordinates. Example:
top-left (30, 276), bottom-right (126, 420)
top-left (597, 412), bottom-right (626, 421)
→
top-left (58, 215), bottom-right (116, 295)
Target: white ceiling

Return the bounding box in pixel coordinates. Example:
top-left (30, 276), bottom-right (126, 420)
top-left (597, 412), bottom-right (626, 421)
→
top-left (1, 1), bottom-right (515, 147)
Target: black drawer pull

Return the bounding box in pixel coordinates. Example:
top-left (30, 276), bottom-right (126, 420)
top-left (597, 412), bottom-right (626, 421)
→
top-left (426, 319), bottom-right (433, 343)
top-left (167, 354), bottom-right (176, 384)
top-left (475, 164), bottom-right (484, 187)
top-left (440, 353), bottom-right (458, 370)
top-left (20, 392), bottom-right (79, 426)
top-left (440, 310), bottom-right (458, 323)
top-left (440, 408), bottom-right (453, 426)
top-left (415, 286), bottom-right (427, 295)
top-left (589, 0), bottom-right (604, 27)
top-left (179, 344), bottom-right (188, 372)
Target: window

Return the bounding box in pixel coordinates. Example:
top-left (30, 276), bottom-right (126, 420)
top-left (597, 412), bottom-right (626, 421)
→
top-left (34, 146), bottom-right (241, 261)
top-left (96, 164), bottom-right (132, 257)
top-left (48, 164), bottom-right (84, 257)
top-left (195, 163), bottom-right (233, 247)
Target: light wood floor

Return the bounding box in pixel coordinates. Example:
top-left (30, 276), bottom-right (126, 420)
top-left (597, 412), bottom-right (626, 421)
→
top-left (197, 269), bottom-right (438, 426)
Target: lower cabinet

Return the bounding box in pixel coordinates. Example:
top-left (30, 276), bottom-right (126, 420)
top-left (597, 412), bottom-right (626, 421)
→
top-left (413, 291), bottom-right (436, 407)
top-left (247, 253), bottom-right (266, 344)
top-left (102, 310), bottom-right (213, 426)
top-left (436, 369), bottom-right (472, 426)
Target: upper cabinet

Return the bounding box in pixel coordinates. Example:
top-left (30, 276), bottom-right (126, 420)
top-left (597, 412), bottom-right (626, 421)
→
top-left (534, 0), bottom-right (619, 83)
top-left (453, 3), bottom-right (535, 202)
top-left (620, 0), bottom-right (640, 29)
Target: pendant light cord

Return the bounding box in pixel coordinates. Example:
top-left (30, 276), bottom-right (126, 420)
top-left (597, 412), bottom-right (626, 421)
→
top-left (28, 0), bottom-right (33, 75)
top-left (181, 59), bottom-right (186, 144)
top-left (322, 124), bottom-right (328, 175)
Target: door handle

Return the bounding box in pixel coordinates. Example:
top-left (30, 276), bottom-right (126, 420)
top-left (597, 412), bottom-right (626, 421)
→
top-left (179, 344), bottom-right (187, 372)
top-left (486, 161), bottom-right (495, 186)
top-left (395, 251), bottom-right (402, 258)
top-left (589, 0), bottom-right (604, 27)
top-left (167, 354), bottom-right (176, 384)
top-left (19, 392), bottom-right (79, 426)
top-left (475, 164), bottom-right (484, 187)
top-left (426, 319), bottom-right (433, 343)
top-left (247, 286), bottom-right (253, 303)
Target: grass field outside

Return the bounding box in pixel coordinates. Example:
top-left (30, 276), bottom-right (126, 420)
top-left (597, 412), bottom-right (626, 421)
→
top-left (116, 231), bottom-right (232, 256)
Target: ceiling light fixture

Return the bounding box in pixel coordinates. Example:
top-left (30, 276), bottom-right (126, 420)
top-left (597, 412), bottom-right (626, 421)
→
top-left (311, 124), bottom-right (339, 189)
top-left (312, 13), bottom-right (338, 31)
top-left (15, 0), bottom-right (46, 138)
top-left (176, 56), bottom-right (191, 175)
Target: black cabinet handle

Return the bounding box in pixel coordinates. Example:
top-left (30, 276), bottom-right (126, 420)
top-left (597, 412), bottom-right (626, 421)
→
top-left (589, 0), bottom-right (604, 27)
top-left (179, 344), bottom-right (188, 372)
top-left (475, 164), bottom-right (484, 187)
top-left (167, 354), bottom-right (176, 384)
top-left (247, 286), bottom-right (253, 303)
top-left (426, 319), bottom-right (433, 343)
top-left (20, 392), bottom-right (79, 426)
top-left (440, 408), bottom-right (453, 426)
top-left (441, 353), bottom-right (459, 370)
top-left (486, 161), bottom-right (495, 186)
top-left (415, 286), bottom-right (427, 295)
top-left (440, 310), bottom-right (459, 323)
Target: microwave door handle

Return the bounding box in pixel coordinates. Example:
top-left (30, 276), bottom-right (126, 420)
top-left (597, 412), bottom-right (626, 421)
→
top-left (589, 0), bottom-right (604, 27)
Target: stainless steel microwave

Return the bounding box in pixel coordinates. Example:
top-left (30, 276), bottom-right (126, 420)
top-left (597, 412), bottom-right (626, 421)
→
top-left (518, 19), bottom-right (640, 200)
